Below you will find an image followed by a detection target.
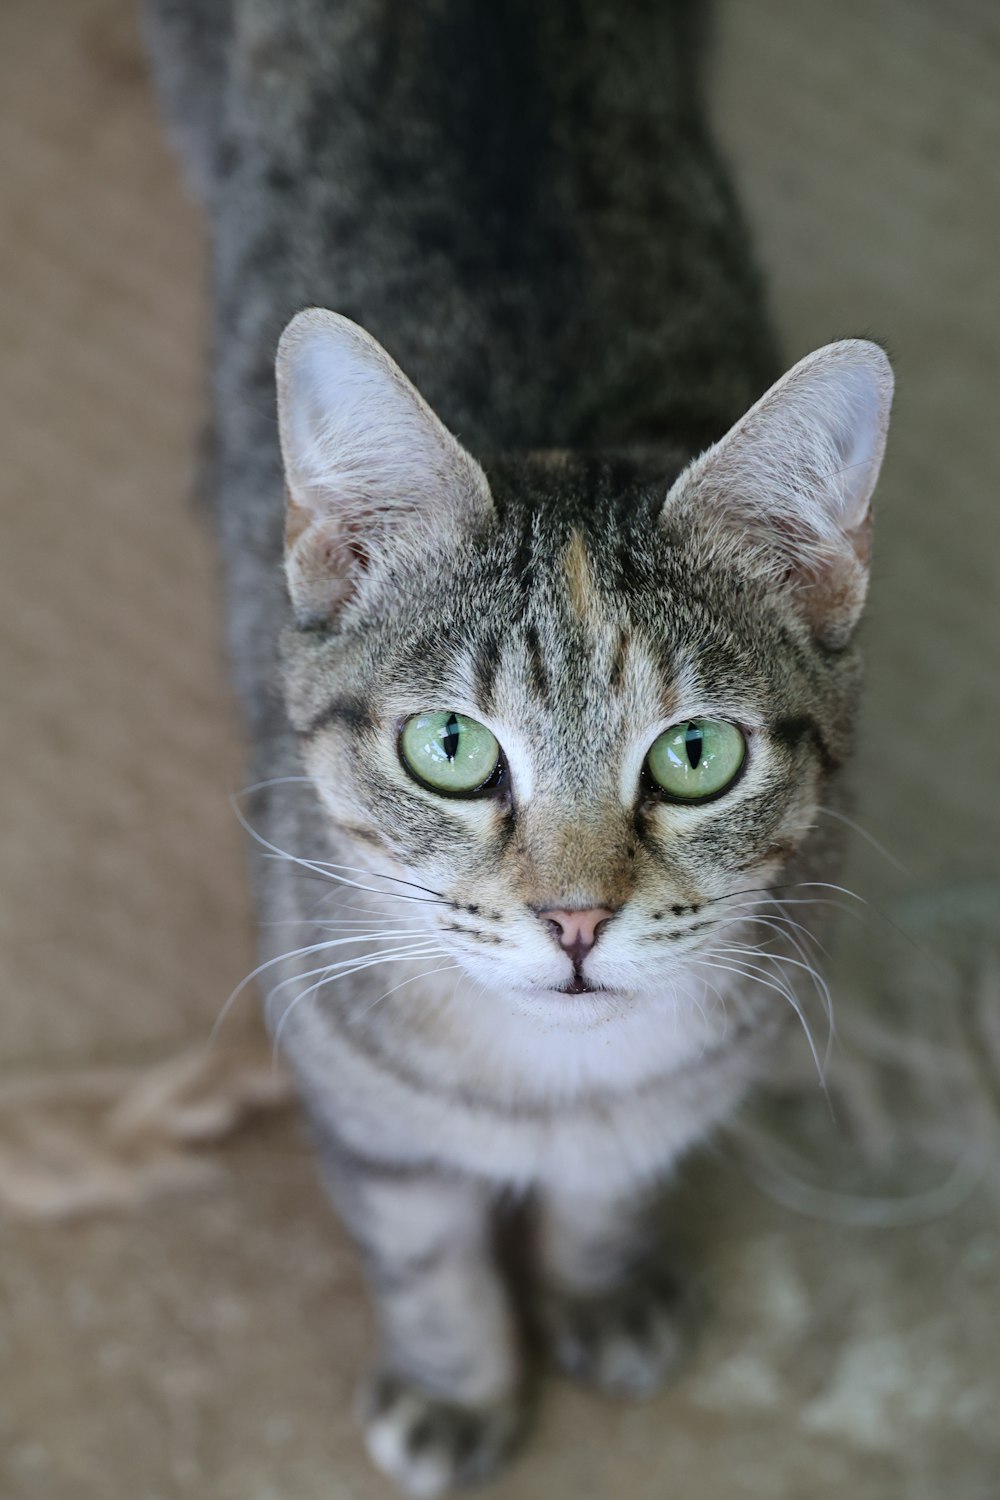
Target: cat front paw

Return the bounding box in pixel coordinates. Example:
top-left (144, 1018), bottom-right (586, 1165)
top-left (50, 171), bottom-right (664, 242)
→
top-left (542, 1267), bottom-right (694, 1399)
top-left (357, 1371), bottom-right (525, 1497)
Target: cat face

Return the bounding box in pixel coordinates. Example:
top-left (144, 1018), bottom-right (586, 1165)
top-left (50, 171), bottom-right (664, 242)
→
top-left (277, 312), bottom-right (891, 1020)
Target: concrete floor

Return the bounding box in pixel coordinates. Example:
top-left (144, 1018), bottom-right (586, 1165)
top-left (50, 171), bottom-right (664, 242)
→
top-left (1, 0), bottom-right (998, 1496)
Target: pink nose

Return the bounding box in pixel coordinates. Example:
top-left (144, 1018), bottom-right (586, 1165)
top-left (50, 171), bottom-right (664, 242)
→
top-left (540, 907), bottom-right (616, 962)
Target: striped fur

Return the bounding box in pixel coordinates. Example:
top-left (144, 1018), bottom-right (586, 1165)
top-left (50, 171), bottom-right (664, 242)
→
top-left (146, 3), bottom-right (892, 1492)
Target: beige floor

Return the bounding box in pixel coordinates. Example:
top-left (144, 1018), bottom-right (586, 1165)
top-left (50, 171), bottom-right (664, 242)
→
top-left (1, 1), bottom-right (998, 1496)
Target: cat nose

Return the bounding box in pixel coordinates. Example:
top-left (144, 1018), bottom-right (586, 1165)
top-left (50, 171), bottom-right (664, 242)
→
top-left (539, 907), bottom-right (617, 962)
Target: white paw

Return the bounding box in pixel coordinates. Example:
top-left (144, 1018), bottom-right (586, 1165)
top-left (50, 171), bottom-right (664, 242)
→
top-left (358, 1372), bottom-right (523, 1497)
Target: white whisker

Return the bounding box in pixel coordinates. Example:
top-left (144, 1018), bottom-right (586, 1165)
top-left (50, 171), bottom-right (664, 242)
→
top-left (258, 848), bottom-right (446, 905)
top-left (266, 940), bottom-right (443, 1010)
top-left (236, 777), bottom-right (447, 900)
top-left (272, 948), bottom-right (449, 1060)
top-left (359, 962), bottom-right (464, 1018)
top-left (816, 805), bottom-right (909, 874)
top-left (695, 955), bottom-right (829, 1100)
top-left (711, 941), bottom-right (835, 1068)
top-left (231, 795), bottom-right (445, 906)
top-left (212, 931), bottom-right (437, 1040)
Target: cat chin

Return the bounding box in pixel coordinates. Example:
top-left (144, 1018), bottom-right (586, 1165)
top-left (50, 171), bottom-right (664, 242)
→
top-left (431, 976), bottom-right (732, 1098)
top-left (471, 980), bottom-right (696, 1036)
top-left (500, 992), bottom-right (644, 1037)
top-left (447, 957), bottom-right (725, 1045)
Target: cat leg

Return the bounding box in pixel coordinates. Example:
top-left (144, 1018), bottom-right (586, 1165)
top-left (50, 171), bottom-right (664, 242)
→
top-left (322, 1150), bottom-right (525, 1496)
top-left (535, 1180), bottom-right (693, 1399)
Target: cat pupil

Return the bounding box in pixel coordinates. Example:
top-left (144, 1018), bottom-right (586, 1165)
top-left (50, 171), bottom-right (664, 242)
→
top-left (685, 722), bottom-right (704, 769)
top-left (442, 714), bottom-right (462, 762)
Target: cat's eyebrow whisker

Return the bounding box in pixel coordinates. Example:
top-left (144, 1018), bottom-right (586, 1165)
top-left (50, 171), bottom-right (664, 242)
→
top-left (815, 805), bottom-right (909, 874)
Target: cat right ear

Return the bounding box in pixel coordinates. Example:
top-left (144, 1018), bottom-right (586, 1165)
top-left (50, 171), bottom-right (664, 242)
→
top-left (664, 339), bottom-right (893, 648)
top-left (276, 308), bottom-right (492, 625)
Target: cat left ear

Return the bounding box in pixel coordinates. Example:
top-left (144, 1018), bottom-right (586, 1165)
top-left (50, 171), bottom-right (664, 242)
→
top-left (276, 308), bottom-right (492, 625)
top-left (665, 339), bottom-right (893, 648)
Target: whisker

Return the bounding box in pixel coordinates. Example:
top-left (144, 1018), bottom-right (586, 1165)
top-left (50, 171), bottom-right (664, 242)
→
top-left (359, 962), bottom-right (464, 1019)
top-left (714, 879), bottom-right (948, 973)
top-left (713, 906), bottom-right (830, 959)
top-left (740, 914), bottom-right (836, 1066)
top-left (696, 974), bottom-right (731, 1043)
top-left (816, 805), bottom-right (910, 875)
top-left (710, 941), bottom-right (835, 1067)
top-left (257, 916), bottom-right (425, 931)
top-left (236, 776), bottom-right (316, 794)
top-left (258, 850), bottom-right (447, 906)
top-left (695, 955), bottom-right (830, 1104)
top-left (271, 948), bottom-right (448, 1060)
top-left (304, 856), bottom-right (447, 904)
top-left (711, 911), bottom-right (833, 1006)
top-left (232, 795), bottom-right (449, 906)
top-left (212, 931), bottom-right (436, 1040)
top-left (234, 781), bottom-right (448, 902)
top-left (266, 940), bottom-right (443, 1010)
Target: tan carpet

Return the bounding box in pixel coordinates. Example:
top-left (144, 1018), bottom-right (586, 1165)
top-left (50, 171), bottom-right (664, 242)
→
top-left (1, 0), bottom-right (998, 1496)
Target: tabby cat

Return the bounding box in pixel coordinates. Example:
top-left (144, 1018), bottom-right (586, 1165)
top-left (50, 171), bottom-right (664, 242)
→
top-left (146, 1), bottom-right (892, 1491)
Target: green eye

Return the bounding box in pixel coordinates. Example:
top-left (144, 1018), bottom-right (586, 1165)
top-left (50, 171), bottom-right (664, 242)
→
top-left (399, 712), bottom-right (502, 796)
top-left (646, 719), bottom-right (746, 802)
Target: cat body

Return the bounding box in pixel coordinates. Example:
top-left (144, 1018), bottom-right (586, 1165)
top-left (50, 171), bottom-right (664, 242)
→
top-left (147, 1), bottom-right (892, 1491)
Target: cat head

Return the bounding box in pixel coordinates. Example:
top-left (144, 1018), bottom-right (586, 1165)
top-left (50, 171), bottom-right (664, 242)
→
top-left (276, 309), bottom-right (892, 1021)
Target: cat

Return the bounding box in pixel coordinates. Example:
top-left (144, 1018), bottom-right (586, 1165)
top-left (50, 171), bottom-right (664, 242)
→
top-left (146, 1), bottom-right (893, 1492)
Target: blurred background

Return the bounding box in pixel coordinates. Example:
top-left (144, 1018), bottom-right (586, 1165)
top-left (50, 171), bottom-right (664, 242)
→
top-left (1, 1), bottom-right (997, 1496)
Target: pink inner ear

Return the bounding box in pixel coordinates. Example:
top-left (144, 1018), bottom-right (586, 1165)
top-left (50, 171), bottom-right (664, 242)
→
top-left (767, 510), bottom-right (871, 646)
top-left (346, 537), bottom-right (370, 569)
top-left (285, 516), bottom-right (369, 624)
top-left (284, 494), bottom-right (313, 548)
top-left (313, 520), bottom-right (374, 584)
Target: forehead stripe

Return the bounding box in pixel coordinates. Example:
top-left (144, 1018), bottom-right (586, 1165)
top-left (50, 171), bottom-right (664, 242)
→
top-left (564, 529), bottom-right (596, 620)
top-left (471, 632), bottom-right (500, 715)
top-left (609, 626), bottom-right (630, 691)
top-left (300, 697), bottom-right (372, 737)
top-left (771, 714), bottom-right (840, 774)
top-left (524, 621), bottom-right (550, 703)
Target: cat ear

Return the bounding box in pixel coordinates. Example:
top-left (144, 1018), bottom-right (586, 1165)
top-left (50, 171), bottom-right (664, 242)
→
top-left (276, 308), bottom-right (492, 624)
top-left (665, 339), bottom-right (893, 647)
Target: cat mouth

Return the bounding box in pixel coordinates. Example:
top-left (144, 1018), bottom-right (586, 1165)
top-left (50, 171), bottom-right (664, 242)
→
top-left (552, 977), bottom-right (610, 996)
